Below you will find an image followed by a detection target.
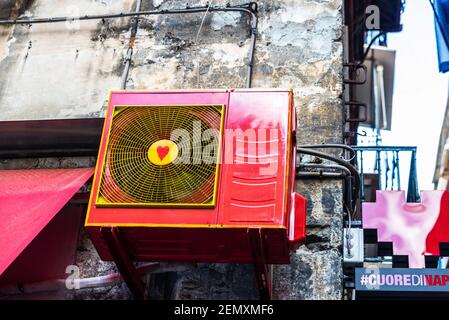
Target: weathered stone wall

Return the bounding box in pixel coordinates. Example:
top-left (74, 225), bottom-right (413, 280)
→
top-left (0, 0), bottom-right (135, 120)
top-left (0, 0), bottom-right (343, 300)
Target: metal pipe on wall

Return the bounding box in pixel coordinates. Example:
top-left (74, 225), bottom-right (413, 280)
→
top-left (299, 144), bottom-right (357, 162)
top-left (297, 147), bottom-right (361, 216)
top-left (0, 262), bottom-right (194, 296)
top-left (120, 0), bottom-right (141, 89)
top-left (299, 163), bottom-right (352, 176)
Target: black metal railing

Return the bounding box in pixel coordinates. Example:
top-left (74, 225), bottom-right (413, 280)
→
top-left (352, 146), bottom-right (420, 202)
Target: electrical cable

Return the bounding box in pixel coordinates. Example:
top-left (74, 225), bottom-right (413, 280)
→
top-left (297, 146), bottom-right (360, 258)
top-left (297, 147), bottom-right (361, 218)
top-left (361, 31), bottom-right (385, 63)
top-left (195, 1), bottom-right (213, 88)
top-left (299, 144), bottom-right (357, 162)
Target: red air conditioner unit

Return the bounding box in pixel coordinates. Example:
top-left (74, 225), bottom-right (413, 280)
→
top-left (85, 89), bottom-right (306, 298)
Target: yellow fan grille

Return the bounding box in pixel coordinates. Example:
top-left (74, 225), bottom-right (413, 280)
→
top-left (95, 104), bottom-right (224, 207)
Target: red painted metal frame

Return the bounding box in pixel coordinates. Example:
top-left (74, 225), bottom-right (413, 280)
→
top-left (249, 228), bottom-right (272, 300)
top-left (85, 89), bottom-right (306, 299)
top-left (101, 227), bottom-right (146, 300)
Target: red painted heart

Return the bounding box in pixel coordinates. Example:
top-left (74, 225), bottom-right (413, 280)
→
top-left (157, 146), bottom-right (170, 161)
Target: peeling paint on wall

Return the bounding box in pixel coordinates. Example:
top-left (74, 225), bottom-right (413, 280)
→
top-left (152, 0), bottom-right (164, 8)
top-left (0, 0), bottom-right (134, 120)
top-left (210, 12), bottom-right (241, 31)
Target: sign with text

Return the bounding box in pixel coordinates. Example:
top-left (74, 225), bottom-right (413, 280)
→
top-left (356, 268), bottom-right (449, 292)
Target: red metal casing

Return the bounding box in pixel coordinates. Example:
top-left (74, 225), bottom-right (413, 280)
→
top-left (85, 89), bottom-right (306, 264)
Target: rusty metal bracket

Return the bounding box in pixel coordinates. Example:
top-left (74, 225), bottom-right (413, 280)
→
top-left (343, 63), bottom-right (367, 85)
top-left (101, 227), bottom-right (146, 300)
top-left (248, 228), bottom-right (272, 300)
top-left (345, 101), bottom-right (367, 123)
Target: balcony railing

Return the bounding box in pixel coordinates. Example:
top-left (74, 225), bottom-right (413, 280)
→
top-left (352, 146), bottom-right (420, 203)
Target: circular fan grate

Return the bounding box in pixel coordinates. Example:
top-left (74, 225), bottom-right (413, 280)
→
top-left (98, 105), bottom-right (223, 206)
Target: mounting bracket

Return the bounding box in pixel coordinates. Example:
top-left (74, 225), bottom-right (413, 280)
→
top-left (248, 228), bottom-right (272, 300)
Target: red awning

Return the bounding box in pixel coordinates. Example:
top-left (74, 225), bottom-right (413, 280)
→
top-left (0, 168), bottom-right (94, 276)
